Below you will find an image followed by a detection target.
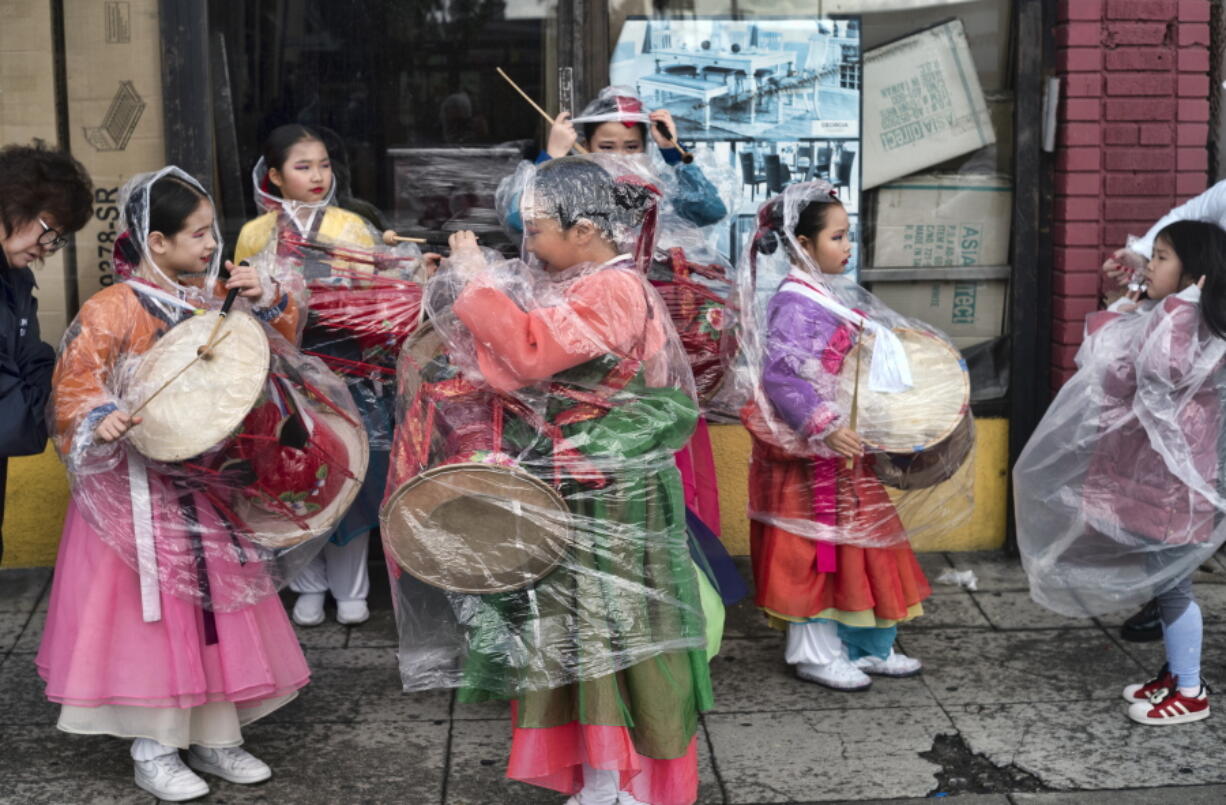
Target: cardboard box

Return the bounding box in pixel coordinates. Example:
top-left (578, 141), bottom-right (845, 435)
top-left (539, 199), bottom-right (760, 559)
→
top-left (2, 0), bottom-right (71, 343)
top-left (870, 173), bottom-right (1012, 267)
top-left (852, 0), bottom-right (1013, 91)
top-left (862, 19), bottom-right (995, 189)
top-left (871, 279), bottom-right (1006, 348)
top-left (64, 0), bottom-right (166, 305)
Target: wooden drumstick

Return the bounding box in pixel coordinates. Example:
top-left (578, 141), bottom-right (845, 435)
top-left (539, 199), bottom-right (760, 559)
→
top-left (845, 323), bottom-right (865, 471)
top-left (382, 230), bottom-right (428, 246)
top-left (132, 331), bottom-right (233, 416)
top-left (199, 285), bottom-right (241, 360)
top-left (654, 121), bottom-right (694, 164)
top-left (496, 67), bottom-right (590, 155)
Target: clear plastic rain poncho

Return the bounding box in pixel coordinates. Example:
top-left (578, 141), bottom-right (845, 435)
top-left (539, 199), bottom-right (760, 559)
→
top-left (496, 93), bottom-right (741, 416)
top-left (735, 181), bottom-right (975, 548)
top-left (1016, 287), bottom-right (1226, 617)
top-left (382, 155), bottom-right (710, 695)
top-left (244, 156), bottom-right (426, 450)
top-left (648, 212), bottom-right (739, 417)
top-left (50, 168), bottom-right (368, 618)
top-left (569, 85), bottom-right (740, 231)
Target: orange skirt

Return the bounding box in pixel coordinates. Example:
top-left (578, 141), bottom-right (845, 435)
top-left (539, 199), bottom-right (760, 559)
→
top-left (748, 444), bottom-right (930, 626)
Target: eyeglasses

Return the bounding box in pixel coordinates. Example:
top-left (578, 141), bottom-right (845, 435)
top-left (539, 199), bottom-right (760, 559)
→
top-left (37, 217), bottom-right (68, 253)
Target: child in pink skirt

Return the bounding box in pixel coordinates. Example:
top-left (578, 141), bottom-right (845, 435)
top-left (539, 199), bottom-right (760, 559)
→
top-left (36, 168), bottom-right (311, 801)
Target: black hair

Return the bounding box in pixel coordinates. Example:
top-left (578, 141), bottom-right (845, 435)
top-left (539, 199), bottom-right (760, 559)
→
top-left (582, 120), bottom-right (648, 148)
top-left (531, 157), bottom-right (655, 240)
top-left (1154, 220), bottom-right (1226, 339)
top-left (314, 125), bottom-right (388, 230)
top-left (118, 175), bottom-right (209, 265)
top-left (793, 196), bottom-right (844, 244)
top-left (261, 123), bottom-right (326, 197)
top-left (751, 188), bottom-right (843, 258)
top-left (0, 140), bottom-right (94, 235)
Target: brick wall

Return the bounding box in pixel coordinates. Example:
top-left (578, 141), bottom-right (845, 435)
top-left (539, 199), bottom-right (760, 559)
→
top-left (1052, 0), bottom-right (1212, 388)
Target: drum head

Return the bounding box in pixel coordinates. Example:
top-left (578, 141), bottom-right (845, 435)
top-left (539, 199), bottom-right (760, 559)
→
top-left (235, 409), bottom-right (370, 549)
top-left (839, 328), bottom-right (970, 453)
top-left (127, 311), bottom-right (270, 462)
top-left (872, 414), bottom-right (974, 490)
top-left (381, 463), bottom-right (571, 594)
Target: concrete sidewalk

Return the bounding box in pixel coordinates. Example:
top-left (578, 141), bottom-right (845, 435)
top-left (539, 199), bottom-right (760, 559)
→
top-left (3, 551), bottom-right (1226, 804)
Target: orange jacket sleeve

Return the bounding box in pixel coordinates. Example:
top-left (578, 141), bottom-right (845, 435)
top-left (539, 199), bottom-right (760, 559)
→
top-left (452, 268), bottom-right (649, 391)
top-left (51, 288), bottom-right (132, 457)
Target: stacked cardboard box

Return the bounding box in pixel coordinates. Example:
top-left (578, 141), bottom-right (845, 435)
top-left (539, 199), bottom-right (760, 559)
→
top-left (64, 0), bottom-right (166, 306)
top-left (1, 0), bottom-right (70, 343)
top-left (862, 19), bottom-right (995, 189)
top-left (869, 173), bottom-right (1011, 348)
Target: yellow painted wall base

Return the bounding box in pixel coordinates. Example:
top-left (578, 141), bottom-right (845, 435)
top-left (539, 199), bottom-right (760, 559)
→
top-left (710, 418), bottom-right (1009, 555)
top-left (5, 421), bottom-right (1010, 568)
top-left (2, 442), bottom-right (68, 568)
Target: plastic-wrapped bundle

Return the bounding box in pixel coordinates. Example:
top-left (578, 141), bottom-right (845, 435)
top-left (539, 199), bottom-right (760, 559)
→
top-left (382, 155), bottom-right (712, 697)
top-left (237, 157), bottom-right (425, 451)
top-left (51, 168), bottom-right (368, 616)
top-left (735, 181), bottom-right (975, 548)
top-left (1016, 288), bottom-right (1226, 617)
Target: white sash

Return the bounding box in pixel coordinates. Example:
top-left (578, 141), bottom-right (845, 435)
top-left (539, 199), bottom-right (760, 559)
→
top-left (781, 269), bottom-right (913, 393)
top-left (127, 455), bottom-right (161, 622)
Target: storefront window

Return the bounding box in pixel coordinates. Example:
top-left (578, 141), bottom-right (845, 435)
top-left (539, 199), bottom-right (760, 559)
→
top-left (208, 0), bottom-right (557, 250)
top-left (606, 0), bottom-right (1015, 389)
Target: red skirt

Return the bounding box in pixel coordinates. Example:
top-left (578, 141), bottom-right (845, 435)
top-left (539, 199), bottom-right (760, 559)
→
top-left (748, 442), bottom-right (930, 624)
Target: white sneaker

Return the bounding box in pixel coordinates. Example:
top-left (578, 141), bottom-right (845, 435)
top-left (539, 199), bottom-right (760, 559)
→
top-left (795, 655), bottom-right (872, 691)
top-left (187, 745), bottom-right (272, 784)
top-left (336, 599), bottom-right (370, 625)
top-left (134, 753), bottom-right (210, 801)
top-left (292, 592), bottom-right (326, 626)
top-left (853, 649), bottom-right (923, 678)
top-left (617, 789), bottom-right (649, 804)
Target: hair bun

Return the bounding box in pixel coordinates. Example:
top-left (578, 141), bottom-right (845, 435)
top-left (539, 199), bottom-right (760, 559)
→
top-left (753, 229), bottom-right (781, 256)
top-left (610, 178), bottom-right (657, 228)
top-left (113, 230), bottom-right (141, 276)
top-left (611, 180), bottom-right (652, 211)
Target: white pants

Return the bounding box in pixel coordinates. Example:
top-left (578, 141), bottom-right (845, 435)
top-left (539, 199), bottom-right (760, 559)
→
top-left (289, 531), bottom-right (370, 602)
top-left (578, 763), bottom-right (620, 805)
top-left (784, 620), bottom-right (843, 667)
top-left (131, 737), bottom-right (178, 761)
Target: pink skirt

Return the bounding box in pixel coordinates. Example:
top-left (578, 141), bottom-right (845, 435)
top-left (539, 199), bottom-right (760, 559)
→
top-left (37, 502), bottom-right (309, 712)
top-left (507, 703), bottom-right (700, 805)
top-left (674, 419), bottom-right (721, 535)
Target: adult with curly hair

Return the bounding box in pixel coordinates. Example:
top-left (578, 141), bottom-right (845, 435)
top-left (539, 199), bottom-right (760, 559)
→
top-left (0, 141), bottom-right (93, 563)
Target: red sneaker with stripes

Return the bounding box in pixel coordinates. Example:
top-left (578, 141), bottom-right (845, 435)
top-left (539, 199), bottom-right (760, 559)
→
top-left (1127, 685), bottom-right (1210, 726)
top-left (1121, 663), bottom-right (1175, 703)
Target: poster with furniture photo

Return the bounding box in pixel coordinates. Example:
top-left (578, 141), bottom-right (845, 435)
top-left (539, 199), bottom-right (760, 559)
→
top-left (611, 16), bottom-right (863, 279)
top-left (611, 16), bottom-right (860, 140)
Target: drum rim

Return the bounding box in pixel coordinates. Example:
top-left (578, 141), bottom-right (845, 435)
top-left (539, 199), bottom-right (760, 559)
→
top-left (844, 327), bottom-right (970, 454)
top-left (380, 461), bottom-right (572, 594)
top-left (871, 412), bottom-right (975, 490)
top-left (235, 407), bottom-right (371, 549)
top-left (128, 311), bottom-right (271, 463)
top-left (397, 320), bottom-right (442, 391)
